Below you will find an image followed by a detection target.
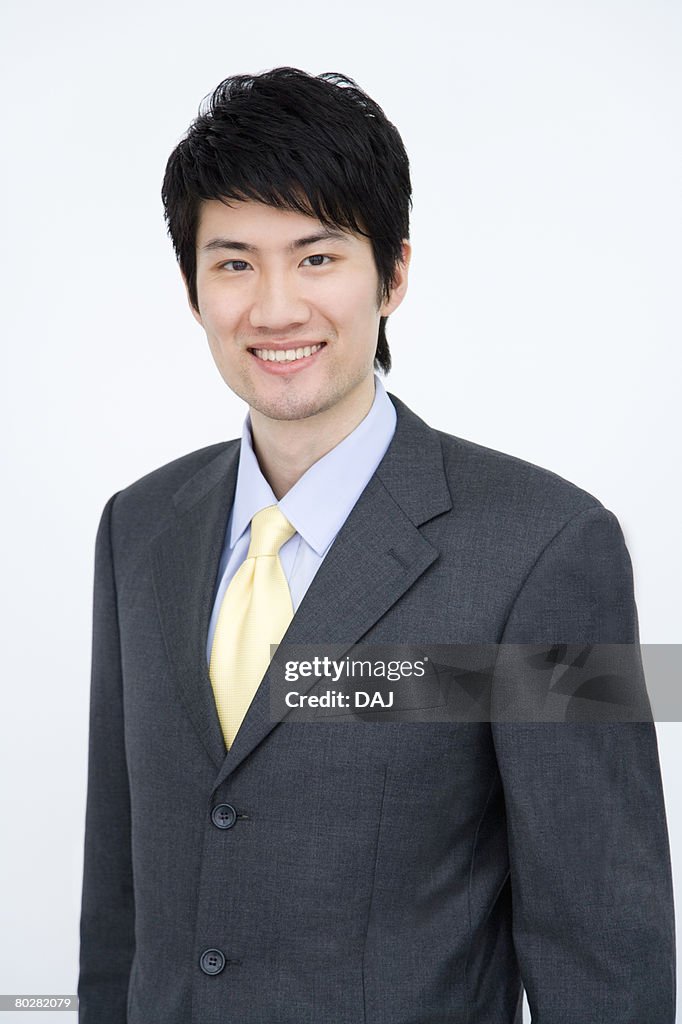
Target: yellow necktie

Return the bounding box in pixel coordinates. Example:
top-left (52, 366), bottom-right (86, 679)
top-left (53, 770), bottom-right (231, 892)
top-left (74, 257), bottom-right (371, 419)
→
top-left (209, 505), bottom-right (296, 750)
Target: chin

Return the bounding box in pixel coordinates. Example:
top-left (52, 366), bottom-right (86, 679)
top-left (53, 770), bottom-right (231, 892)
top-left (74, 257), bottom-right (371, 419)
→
top-left (253, 396), bottom-right (330, 422)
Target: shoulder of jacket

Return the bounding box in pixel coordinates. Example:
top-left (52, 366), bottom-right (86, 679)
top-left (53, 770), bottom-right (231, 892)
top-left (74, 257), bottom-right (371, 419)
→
top-left (106, 439), bottom-right (236, 538)
top-left (434, 427), bottom-right (605, 520)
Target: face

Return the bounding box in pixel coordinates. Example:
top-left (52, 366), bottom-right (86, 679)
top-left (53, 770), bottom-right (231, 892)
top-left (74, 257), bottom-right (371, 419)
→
top-left (186, 198), bottom-right (410, 425)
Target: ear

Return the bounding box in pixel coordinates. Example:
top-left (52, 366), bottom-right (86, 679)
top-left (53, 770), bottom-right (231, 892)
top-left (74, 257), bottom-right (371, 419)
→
top-left (379, 239), bottom-right (412, 317)
top-left (180, 270), bottom-right (203, 327)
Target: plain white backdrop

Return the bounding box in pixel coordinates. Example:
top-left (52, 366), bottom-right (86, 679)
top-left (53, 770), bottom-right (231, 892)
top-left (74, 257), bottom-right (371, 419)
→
top-left (1, 0), bottom-right (680, 1020)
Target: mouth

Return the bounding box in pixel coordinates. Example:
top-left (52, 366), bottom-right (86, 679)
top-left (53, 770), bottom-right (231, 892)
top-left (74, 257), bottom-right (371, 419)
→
top-left (247, 342), bottom-right (327, 374)
top-left (248, 342), bottom-right (326, 362)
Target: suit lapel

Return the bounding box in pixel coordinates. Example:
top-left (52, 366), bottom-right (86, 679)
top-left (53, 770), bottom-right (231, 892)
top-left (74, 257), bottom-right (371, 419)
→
top-left (150, 442), bottom-right (240, 771)
top-left (151, 393), bottom-right (453, 785)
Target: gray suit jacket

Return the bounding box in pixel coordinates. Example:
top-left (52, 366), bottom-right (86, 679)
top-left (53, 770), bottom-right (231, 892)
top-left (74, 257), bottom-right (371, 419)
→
top-left (78, 392), bottom-right (675, 1023)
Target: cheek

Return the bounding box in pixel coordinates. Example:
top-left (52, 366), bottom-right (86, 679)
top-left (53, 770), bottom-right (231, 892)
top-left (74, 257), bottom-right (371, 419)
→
top-left (201, 299), bottom-right (240, 343)
top-left (201, 310), bottom-right (238, 368)
top-left (321, 280), bottom-right (381, 332)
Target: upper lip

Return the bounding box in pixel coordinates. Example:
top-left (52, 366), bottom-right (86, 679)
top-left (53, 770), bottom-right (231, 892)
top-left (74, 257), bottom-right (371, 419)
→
top-left (247, 340), bottom-right (326, 352)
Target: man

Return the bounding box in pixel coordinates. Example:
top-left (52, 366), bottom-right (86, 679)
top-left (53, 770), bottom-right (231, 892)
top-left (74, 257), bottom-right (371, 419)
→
top-left (78, 67), bottom-right (675, 1023)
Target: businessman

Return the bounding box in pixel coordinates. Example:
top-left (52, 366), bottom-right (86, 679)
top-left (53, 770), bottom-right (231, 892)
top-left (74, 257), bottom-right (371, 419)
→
top-left (78, 67), bottom-right (675, 1022)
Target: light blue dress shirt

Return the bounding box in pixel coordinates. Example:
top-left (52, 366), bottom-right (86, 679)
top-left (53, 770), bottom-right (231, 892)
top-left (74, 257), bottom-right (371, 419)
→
top-left (206, 374), bottom-right (397, 665)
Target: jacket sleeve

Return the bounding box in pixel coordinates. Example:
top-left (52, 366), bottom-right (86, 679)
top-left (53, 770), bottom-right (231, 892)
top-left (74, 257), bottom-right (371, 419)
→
top-left (491, 505), bottom-right (676, 1023)
top-left (78, 492), bottom-right (135, 1022)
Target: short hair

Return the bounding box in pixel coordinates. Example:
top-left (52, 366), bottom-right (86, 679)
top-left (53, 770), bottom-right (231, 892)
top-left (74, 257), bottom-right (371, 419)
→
top-left (161, 66), bottom-right (412, 374)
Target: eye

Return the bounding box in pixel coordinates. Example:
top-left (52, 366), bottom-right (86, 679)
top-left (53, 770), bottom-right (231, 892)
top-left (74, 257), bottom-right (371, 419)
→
top-left (219, 259), bottom-right (251, 272)
top-left (301, 254), bottom-right (334, 267)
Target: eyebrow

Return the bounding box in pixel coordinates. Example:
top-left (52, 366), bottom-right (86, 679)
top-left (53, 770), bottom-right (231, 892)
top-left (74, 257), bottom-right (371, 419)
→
top-left (200, 229), bottom-right (353, 255)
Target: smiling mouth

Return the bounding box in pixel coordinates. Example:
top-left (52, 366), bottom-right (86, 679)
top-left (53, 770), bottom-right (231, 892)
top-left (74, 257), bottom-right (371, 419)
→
top-left (248, 342), bottom-right (326, 363)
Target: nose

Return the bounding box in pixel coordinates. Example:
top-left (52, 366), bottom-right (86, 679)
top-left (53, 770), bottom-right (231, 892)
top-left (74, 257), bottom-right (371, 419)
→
top-left (248, 268), bottom-right (311, 330)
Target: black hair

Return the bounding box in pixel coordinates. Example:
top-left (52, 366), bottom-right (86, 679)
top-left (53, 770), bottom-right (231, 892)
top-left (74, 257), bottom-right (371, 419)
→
top-left (161, 66), bottom-right (412, 374)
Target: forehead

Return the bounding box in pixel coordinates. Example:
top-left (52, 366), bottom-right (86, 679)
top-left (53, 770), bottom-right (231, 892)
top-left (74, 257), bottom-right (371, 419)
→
top-left (195, 197), bottom-right (366, 253)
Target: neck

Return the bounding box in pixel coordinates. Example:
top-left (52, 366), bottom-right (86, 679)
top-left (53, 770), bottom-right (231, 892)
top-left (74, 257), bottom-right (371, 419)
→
top-left (249, 376), bottom-right (377, 500)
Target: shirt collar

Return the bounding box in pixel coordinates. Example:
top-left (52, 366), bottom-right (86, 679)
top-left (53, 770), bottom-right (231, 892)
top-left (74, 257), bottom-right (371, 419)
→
top-left (229, 373), bottom-right (397, 555)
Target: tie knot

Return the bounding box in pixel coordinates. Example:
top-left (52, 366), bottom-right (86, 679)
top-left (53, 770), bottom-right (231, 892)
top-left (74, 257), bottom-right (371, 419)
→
top-left (247, 505), bottom-right (296, 558)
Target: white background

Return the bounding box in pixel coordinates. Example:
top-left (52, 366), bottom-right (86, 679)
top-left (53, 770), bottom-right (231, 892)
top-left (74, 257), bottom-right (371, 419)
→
top-left (1, 0), bottom-right (680, 1020)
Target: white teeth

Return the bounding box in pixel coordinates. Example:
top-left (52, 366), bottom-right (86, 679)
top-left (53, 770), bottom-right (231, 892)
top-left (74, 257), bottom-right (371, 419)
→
top-left (252, 343), bottom-right (323, 362)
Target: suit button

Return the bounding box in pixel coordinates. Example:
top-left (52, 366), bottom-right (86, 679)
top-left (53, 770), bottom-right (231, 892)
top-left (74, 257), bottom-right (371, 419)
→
top-left (211, 803), bottom-right (237, 829)
top-left (200, 948), bottom-right (226, 975)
